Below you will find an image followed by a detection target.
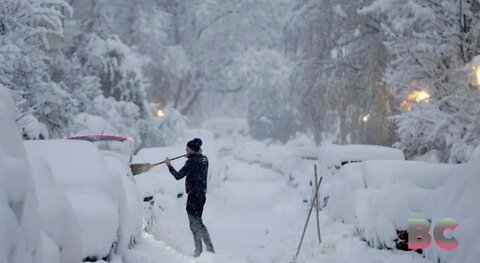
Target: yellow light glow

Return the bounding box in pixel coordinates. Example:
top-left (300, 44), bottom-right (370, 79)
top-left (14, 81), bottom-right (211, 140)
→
top-left (475, 67), bottom-right (480, 86)
top-left (407, 90), bottom-right (430, 103)
top-left (362, 114), bottom-right (370, 122)
top-left (400, 100), bottom-right (413, 111)
top-left (400, 90), bottom-right (430, 110)
top-left (157, 110), bottom-right (165, 118)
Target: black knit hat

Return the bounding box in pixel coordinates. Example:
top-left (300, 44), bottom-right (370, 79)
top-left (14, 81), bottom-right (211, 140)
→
top-left (187, 138), bottom-right (202, 152)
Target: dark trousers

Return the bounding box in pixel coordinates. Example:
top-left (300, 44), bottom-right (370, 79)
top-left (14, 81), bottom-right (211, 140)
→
top-left (186, 194), bottom-right (214, 255)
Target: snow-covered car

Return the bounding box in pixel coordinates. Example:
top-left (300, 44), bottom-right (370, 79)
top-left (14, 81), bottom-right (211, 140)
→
top-left (319, 143), bottom-right (405, 170)
top-left (26, 154), bottom-right (83, 263)
top-left (324, 160), bottom-right (453, 251)
top-left (23, 140), bottom-right (132, 261)
top-left (65, 135), bottom-right (143, 251)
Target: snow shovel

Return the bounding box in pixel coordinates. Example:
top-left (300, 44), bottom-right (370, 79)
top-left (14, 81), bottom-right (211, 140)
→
top-left (130, 154), bottom-right (187, 176)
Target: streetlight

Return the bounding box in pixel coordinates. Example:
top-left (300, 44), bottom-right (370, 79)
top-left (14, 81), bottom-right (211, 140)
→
top-left (361, 113), bottom-right (370, 123)
top-left (156, 109), bottom-right (165, 118)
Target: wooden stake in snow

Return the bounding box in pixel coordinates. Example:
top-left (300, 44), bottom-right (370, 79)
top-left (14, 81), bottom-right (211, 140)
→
top-left (292, 166), bottom-right (323, 262)
top-left (314, 164), bottom-right (322, 244)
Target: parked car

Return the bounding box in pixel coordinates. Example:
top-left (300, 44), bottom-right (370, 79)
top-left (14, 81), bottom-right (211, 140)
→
top-left (23, 140), bottom-right (135, 261)
top-left (323, 159), bottom-right (453, 251)
top-left (26, 154), bottom-right (83, 263)
top-left (319, 143), bottom-right (405, 170)
top-left (65, 135), bottom-right (143, 251)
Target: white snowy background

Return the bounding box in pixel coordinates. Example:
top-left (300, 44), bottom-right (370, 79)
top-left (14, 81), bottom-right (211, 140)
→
top-left (1, 0), bottom-right (480, 263)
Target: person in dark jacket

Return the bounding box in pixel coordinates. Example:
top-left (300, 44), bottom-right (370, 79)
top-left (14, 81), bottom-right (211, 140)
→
top-left (164, 138), bottom-right (215, 257)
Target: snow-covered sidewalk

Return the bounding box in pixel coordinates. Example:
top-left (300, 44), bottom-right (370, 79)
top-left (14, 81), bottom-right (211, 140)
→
top-left (127, 144), bottom-right (431, 263)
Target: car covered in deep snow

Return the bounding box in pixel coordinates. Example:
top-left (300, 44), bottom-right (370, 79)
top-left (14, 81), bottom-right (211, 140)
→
top-left (26, 154), bottom-right (84, 263)
top-left (323, 159), bottom-right (454, 252)
top-left (65, 135), bottom-right (143, 251)
top-left (23, 140), bottom-right (140, 261)
top-left (319, 143), bottom-right (406, 170)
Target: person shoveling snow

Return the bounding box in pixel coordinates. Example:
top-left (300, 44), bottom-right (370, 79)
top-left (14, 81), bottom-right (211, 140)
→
top-left (164, 138), bottom-right (215, 257)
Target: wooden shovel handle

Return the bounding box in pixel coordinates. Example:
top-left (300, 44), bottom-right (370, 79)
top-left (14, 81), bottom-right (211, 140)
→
top-left (152, 154), bottom-right (187, 167)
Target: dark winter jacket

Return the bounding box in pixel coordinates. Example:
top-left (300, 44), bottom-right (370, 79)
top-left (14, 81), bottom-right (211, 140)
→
top-left (168, 153), bottom-right (208, 196)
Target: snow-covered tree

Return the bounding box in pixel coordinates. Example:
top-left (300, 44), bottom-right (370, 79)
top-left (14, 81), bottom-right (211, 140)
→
top-left (52, 0), bottom-right (185, 148)
top-left (284, 0), bottom-right (395, 145)
top-left (364, 0), bottom-right (480, 162)
top-left (0, 0), bottom-right (74, 139)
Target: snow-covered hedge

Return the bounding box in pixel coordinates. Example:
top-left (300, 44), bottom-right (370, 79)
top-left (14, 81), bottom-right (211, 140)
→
top-left (324, 159), bottom-right (480, 263)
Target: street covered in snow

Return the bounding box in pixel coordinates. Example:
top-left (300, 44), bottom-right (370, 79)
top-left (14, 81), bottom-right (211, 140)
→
top-left (123, 133), bottom-right (479, 263)
top-left (124, 137), bottom-right (433, 263)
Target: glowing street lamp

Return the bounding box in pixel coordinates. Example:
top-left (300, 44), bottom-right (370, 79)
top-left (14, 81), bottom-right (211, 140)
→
top-left (361, 113), bottom-right (370, 123)
top-left (156, 109), bottom-right (165, 118)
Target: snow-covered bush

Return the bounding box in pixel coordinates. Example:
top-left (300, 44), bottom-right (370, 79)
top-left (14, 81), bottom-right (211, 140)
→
top-left (0, 87), bottom-right (42, 263)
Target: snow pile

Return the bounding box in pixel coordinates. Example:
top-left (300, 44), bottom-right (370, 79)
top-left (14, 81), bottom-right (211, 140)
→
top-left (324, 158), bottom-right (480, 263)
top-left (0, 87), bottom-right (42, 263)
top-left (319, 143), bottom-right (405, 168)
top-left (24, 140), bottom-right (127, 259)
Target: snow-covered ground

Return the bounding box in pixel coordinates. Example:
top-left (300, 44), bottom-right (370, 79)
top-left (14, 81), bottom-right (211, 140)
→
top-left (128, 136), bottom-right (433, 263)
